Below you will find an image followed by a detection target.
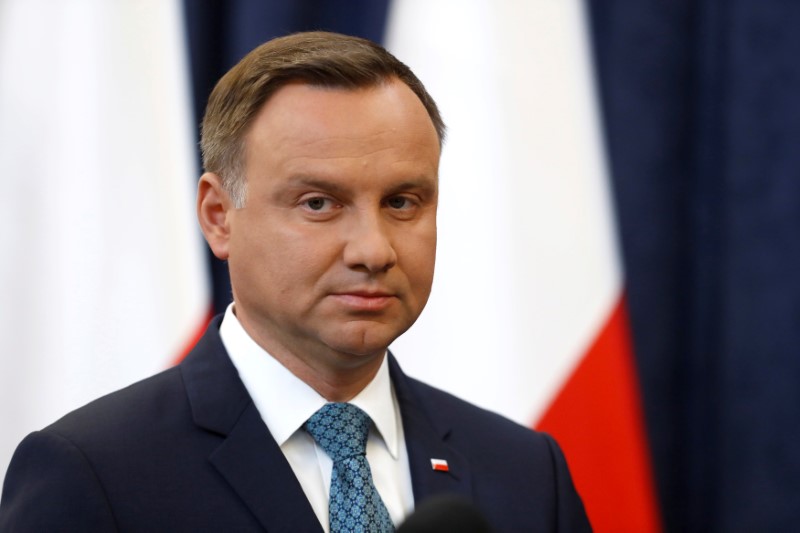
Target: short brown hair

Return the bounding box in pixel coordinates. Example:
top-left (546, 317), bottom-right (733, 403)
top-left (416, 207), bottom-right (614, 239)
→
top-left (200, 31), bottom-right (446, 207)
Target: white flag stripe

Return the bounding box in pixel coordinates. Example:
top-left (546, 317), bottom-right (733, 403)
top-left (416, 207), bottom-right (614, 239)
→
top-left (387, 0), bottom-right (621, 423)
top-left (0, 0), bottom-right (208, 480)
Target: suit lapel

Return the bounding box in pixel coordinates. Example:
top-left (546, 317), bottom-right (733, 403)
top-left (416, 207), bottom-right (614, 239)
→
top-left (180, 319), bottom-right (472, 528)
top-left (209, 403), bottom-right (323, 532)
top-left (388, 355), bottom-right (473, 503)
top-left (180, 317), bottom-right (323, 533)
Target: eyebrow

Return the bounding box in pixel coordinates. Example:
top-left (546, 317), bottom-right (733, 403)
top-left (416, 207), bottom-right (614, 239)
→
top-left (286, 175), bottom-right (437, 196)
top-left (384, 178), bottom-right (438, 197)
top-left (286, 176), bottom-right (350, 195)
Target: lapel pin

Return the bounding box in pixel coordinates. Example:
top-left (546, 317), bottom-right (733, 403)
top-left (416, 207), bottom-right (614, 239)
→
top-left (430, 458), bottom-right (449, 472)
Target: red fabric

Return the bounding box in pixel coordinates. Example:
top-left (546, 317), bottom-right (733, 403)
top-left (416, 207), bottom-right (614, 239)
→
top-left (172, 306), bottom-right (215, 365)
top-left (536, 296), bottom-right (661, 533)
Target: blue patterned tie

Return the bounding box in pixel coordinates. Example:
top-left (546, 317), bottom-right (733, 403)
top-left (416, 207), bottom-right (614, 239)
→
top-left (304, 403), bottom-right (395, 533)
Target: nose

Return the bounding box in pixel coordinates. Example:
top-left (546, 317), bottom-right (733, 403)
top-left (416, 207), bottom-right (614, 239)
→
top-left (343, 211), bottom-right (397, 273)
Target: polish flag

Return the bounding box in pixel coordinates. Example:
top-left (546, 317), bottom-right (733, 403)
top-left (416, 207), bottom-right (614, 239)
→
top-left (0, 0), bottom-right (209, 481)
top-left (430, 459), bottom-right (449, 472)
top-left (387, 1), bottom-right (661, 530)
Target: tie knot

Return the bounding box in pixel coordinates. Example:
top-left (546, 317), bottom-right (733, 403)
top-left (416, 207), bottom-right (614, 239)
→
top-left (304, 403), bottom-right (372, 462)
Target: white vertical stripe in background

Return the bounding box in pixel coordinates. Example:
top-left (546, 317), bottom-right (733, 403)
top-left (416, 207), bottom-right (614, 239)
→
top-left (387, 0), bottom-right (622, 425)
top-left (0, 0), bottom-right (209, 480)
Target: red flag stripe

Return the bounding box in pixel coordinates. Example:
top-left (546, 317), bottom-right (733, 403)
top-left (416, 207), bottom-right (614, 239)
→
top-left (536, 295), bottom-right (661, 533)
top-left (172, 305), bottom-right (215, 366)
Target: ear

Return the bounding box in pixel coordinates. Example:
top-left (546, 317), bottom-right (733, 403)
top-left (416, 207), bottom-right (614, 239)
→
top-left (197, 172), bottom-right (233, 260)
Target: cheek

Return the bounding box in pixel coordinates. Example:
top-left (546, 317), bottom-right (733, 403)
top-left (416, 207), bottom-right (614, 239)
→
top-left (401, 231), bottom-right (437, 288)
top-left (259, 226), bottom-right (343, 289)
top-left (287, 227), bottom-right (344, 270)
top-left (235, 215), bottom-right (299, 261)
top-left (228, 223), bottom-right (289, 286)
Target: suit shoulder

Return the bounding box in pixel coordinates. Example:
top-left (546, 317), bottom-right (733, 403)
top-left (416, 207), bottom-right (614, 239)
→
top-left (0, 368), bottom-right (186, 530)
top-left (45, 366), bottom-right (186, 445)
top-left (0, 430), bottom-right (119, 530)
top-left (404, 376), bottom-right (553, 451)
top-left (401, 376), bottom-right (592, 531)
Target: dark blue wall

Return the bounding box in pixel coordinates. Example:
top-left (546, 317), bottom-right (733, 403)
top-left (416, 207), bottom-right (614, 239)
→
top-left (589, 1), bottom-right (800, 530)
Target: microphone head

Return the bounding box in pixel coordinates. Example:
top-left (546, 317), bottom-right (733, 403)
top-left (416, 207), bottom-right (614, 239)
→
top-left (397, 493), bottom-right (492, 533)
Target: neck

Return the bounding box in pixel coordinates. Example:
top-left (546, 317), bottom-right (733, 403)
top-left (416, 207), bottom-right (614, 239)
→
top-left (234, 309), bottom-right (386, 402)
top-left (276, 349), bottom-right (384, 402)
top-left (282, 354), bottom-right (384, 402)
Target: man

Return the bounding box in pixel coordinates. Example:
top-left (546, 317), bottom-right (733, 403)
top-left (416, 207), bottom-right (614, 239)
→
top-left (0, 32), bottom-right (590, 531)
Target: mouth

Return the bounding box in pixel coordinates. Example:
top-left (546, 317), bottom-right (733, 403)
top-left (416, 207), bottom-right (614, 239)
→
top-left (330, 290), bottom-right (397, 311)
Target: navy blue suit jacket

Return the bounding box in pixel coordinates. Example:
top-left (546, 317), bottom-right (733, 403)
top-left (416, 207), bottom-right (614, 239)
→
top-left (0, 317), bottom-right (590, 532)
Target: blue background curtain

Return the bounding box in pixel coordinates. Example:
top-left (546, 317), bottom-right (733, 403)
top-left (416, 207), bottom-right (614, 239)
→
top-left (183, 1), bottom-right (800, 530)
top-left (589, 1), bottom-right (800, 531)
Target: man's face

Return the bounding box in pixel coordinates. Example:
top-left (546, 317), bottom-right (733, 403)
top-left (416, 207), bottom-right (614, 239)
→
top-left (221, 79), bottom-right (439, 372)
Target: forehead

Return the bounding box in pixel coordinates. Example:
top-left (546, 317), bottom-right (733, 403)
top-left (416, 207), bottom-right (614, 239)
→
top-left (251, 80), bottom-right (436, 145)
top-left (243, 79), bottom-right (441, 179)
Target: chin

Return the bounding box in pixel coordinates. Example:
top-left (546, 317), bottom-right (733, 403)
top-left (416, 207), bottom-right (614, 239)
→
top-left (330, 340), bottom-right (389, 359)
top-left (325, 328), bottom-right (399, 359)
top-left (319, 313), bottom-right (417, 357)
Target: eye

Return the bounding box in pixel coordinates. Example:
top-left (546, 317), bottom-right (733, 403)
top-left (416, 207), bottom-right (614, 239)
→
top-left (386, 196), bottom-right (412, 210)
top-left (302, 196), bottom-right (335, 212)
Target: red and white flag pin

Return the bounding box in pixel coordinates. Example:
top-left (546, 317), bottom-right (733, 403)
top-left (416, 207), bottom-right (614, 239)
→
top-left (430, 458), bottom-right (449, 472)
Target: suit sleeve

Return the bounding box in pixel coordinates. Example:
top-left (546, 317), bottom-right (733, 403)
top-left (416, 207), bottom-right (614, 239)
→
top-left (542, 433), bottom-right (593, 532)
top-left (0, 431), bottom-right (118, 532)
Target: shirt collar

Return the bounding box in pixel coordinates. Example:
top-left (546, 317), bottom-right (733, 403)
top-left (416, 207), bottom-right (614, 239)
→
top-left (219, 304), bottom-right (399, 458)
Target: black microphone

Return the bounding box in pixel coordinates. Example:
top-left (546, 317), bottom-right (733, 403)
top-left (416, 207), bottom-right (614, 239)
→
top-left (396, 494), bottom-right (492, 533)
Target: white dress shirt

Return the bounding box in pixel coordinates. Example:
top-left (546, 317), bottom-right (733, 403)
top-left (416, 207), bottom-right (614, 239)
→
top-left (219, 304), bottom-right (414, 531)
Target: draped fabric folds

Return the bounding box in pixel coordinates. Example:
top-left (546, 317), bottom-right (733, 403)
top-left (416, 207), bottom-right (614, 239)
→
top-left (590, 2), bottom-right (800, 531)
